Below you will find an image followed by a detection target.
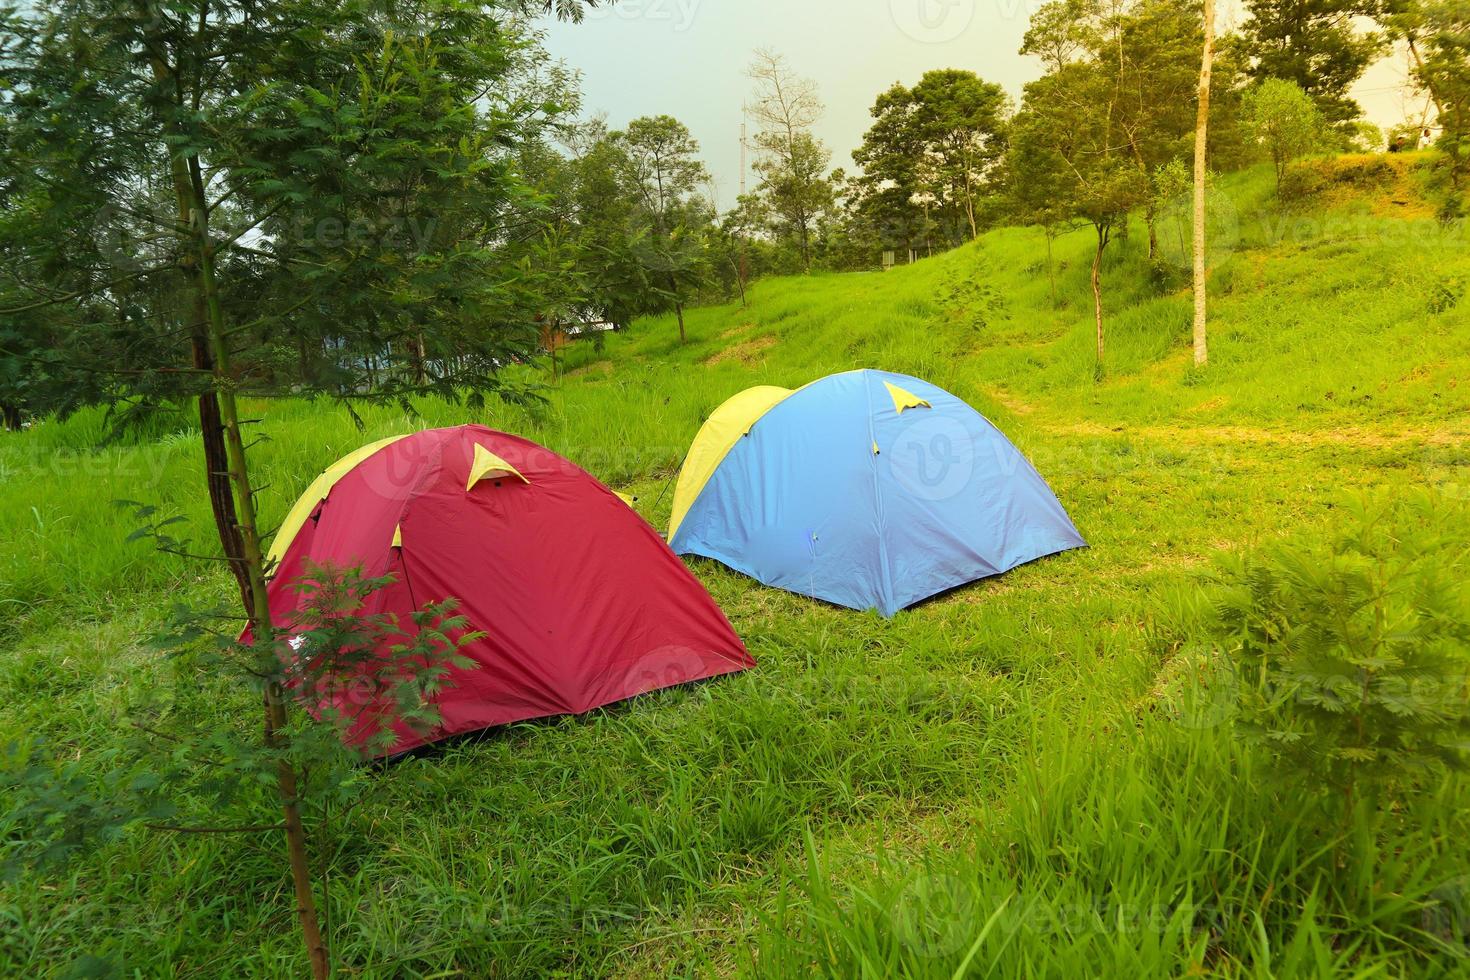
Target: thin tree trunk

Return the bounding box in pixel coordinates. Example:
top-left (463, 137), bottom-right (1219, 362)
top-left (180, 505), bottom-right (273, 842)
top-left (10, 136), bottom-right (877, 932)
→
top-left (667, 271), bottom-right (686, 342)
top-left (733, 252), bottom-right (748, 307)
top-left (149, 51), bottom-right (255, 625)
top-left (191, 317), bottom-right (252, 611)
top-left (1092, 222), bottom-right (1108, 370)
top-left (1193, 0), bottom-right (1215, 367)
top-left (0, 403), bottom-right (20, 431)
top-left (185, 159), bottom-right (331, 980)
top-left (410, 332), bottom-right (427, 386)
top-left (963, 167), bottom-right (978, 240)
top-left (1406, 35), bottom-right (1445, 119)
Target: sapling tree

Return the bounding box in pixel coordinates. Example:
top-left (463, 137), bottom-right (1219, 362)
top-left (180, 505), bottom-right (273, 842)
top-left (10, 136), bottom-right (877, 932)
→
top-left (612, 115), bottom-right (712, 343)
top-left (1014, 0), bottom-right (1214, 371)
top-left (1208, 491), bottom-right (1470, 820)
top-left (1241, 78), bottom-right (1327, 192)
top-left (1009, 72), bottom-right (1150, 373)
top-left (3, 550), bottom-right (481, 974)
top-left (746, 49), bottom-right (834, 272)
top-left (0, 0), bottom-right (604, 973)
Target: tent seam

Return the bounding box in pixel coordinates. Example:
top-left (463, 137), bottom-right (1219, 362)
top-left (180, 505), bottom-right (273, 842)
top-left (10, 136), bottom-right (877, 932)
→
top-left (863, 371), bottom-right (896, 615)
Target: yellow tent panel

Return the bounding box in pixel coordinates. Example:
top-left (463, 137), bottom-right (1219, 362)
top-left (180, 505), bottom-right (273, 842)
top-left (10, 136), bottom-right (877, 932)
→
top-left (668, 385), bottom-right (792, 540)
top-left (466, 443), bottom-right (529, 490)
top-left (267, 434), bottom-right (410, 566)
top-left (883, 381), bottom-right (931, 413)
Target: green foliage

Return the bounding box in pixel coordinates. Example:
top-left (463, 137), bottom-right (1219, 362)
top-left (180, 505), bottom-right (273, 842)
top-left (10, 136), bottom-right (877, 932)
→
top-left (610, 115), bottom-right (714, 340)
top-left (283, 562), bottom-right (482, 757)
top-left (1393, 0), bottom-right (1470, 173)
top-left (1345, 119), bottom-right (1385, 152)
top-left (1209, 491), bottom-right (1470, 802)
top-left (1011, 0), bottom-right (1218, 352)
top-left (1, 559), bottom-right (479, 884)
top-left (0, 743), bottom-right (155, 878)
top-left (746, 50), bottom-right (835, 273)
top-left (0, 0), bottom-right (576, 419)
top-left (850, 69), bottom-right (1009, 252)
top-left (1237, 0), bottom-right (1382, 126)
top-left (1241, 78), bottom-right (1328, 192)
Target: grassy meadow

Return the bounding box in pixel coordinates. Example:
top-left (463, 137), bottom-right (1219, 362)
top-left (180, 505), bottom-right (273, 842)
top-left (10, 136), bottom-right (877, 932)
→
top-left (3, 156), bottom-right (1470, 976)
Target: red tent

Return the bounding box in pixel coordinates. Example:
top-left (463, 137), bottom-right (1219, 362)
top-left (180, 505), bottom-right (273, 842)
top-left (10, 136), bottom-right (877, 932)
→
top-left (261, 424), bottom-right (753, 755)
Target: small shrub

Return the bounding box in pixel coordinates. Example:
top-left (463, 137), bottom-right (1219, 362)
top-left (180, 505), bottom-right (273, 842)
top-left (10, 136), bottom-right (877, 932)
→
top-left (1278, 163), bottom-right (1327, 203)
top-left (1207, 492), bottom-right (1470, 812)
top-left (1427, 276), bottom-right (1463, 314)
top-left (939, 268), bottom-right (1008, 332)
top-left (1323, 155), bottom-right (1395, 186)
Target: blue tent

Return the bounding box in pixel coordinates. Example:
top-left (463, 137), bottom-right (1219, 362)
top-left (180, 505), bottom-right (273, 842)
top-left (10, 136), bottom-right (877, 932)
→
top-left (667, 370), bottom-right (1086, 616)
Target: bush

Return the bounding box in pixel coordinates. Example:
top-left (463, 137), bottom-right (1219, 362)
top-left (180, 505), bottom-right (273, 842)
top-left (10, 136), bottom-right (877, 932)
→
top-left (1277, 163), bottom-right (1327, 203)
top-left (1241, 79), bottom-right (1327, 193)
top-left (1207, 491), bottom-right (1470, 811)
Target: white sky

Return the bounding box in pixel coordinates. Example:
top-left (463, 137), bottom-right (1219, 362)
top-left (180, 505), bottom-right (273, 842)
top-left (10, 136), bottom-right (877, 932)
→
top-left (543, 0), bottom-right (1428, 209)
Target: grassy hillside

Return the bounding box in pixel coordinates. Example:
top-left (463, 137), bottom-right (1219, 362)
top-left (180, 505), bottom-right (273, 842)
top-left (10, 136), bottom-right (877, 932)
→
top-left (3, 156), bottom-right (1469, 976)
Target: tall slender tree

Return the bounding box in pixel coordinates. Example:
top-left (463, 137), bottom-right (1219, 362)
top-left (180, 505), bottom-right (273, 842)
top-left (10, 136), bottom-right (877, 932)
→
top-left (746, 49), bottom-right (833, 271)
top-left (1194, 0), bottom-right (1216, 367)
top-left (613, 115), bottom-right (712, 343)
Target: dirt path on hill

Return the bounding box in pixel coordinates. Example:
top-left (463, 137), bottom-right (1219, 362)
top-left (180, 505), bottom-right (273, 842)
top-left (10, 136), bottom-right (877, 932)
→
top-left (1052, 420), bottom-right (1470, 448)
top-left (987, 390), bottom-right (1470, 449)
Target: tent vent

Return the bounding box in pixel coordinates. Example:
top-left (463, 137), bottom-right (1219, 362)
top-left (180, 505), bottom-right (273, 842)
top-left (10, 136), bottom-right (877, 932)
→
top-left (467, 443), bottom-right (529, 490)
top-left (883, 381), bottom-right (931, 414)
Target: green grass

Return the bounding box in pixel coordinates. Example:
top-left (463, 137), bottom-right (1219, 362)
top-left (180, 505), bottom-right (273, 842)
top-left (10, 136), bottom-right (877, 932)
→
top-left (3, 156), bottom-right (1470, 976)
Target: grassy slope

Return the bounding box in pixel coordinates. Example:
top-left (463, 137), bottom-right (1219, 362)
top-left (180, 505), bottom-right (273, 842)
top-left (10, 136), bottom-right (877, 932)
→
top-left (2, 156), bottom-right (1469, 976)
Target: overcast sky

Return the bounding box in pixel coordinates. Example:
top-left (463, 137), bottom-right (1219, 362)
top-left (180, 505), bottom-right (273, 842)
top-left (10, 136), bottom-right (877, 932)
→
top-left (543, 0), bottom-right (1426, 209)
